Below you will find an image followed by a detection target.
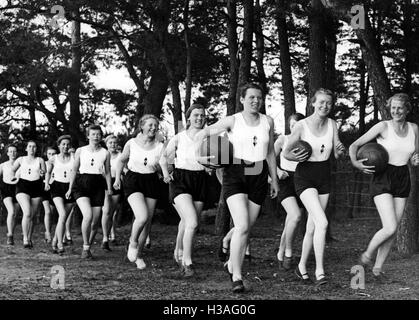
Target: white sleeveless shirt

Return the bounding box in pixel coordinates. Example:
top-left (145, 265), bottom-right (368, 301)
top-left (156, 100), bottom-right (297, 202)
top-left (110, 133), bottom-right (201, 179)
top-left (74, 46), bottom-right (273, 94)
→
top-left (301, 118), bottom-right (333, 162)
top-left (127, 139), bottom-right (164, 174)
top-left (174, 131), bottom-right (205, 171)
top-left (1, 161), bottom-right (16, 184)
top-left (377, 121), bottom-right (415, 166)
top-left (52, 155), bottom-right (74, 183)
top-left (280, 135), bottom-right (298, 172)
top-left (110, 153), bottom-right (121, 178)
top-left (79, 146), bottom-right (107, 175)
top-left (227, 113), bottom-right (270, 162)
top-left (19, 157), bottom-right (42, 181)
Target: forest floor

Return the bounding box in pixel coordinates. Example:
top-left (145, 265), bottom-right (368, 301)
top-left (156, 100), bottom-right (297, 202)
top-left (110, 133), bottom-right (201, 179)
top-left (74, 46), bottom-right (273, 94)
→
top-left (0, 209), bottom-right (419, 300)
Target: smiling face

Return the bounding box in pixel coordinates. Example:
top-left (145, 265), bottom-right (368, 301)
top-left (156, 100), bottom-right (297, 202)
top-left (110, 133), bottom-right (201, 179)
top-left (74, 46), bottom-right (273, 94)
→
top-left (106, 137), bottom-right (117, 152)
top-left (58, 139), bottom-right (71, 155)
top-left (7, 146), bottom-right (17, 160)
top-left (240, 88), bottom-right (263, 114)
top-left (390, 99), bottom-right (409, 122)
top-left (188, 108), bottom-right (205, 129)
top-left (141, 118), bottom-right (159, 138)
top-left (312, 93), bottom-right (333, 118)
top-left (26, 141), bottom-right (37, 156)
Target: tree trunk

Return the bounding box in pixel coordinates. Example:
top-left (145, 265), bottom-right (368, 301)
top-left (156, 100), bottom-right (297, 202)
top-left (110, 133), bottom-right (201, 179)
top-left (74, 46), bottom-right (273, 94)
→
top-left (397, 165), bottom-right (419, 255)
top-left (68, 7), bottom-right (84, 147)
top-left (183, 0), bottom-right (192, 111)
top-left (402, 0), bottom-right (413, 94)
top-left (359, 59), bottom-right (369, 134)
top-left (275, 0), bottom-right (295, 132)
top-left (29, 106), bottom-right (36, 138)
top-left (143, 64), bottom-right (170, 117)
top-left (254, 0), bottom-right (267, 114)
top-left (235, 0), bottom-right (254, 113)
top-left (355, 9), bottom-right (391, 120)
top-left (226, 0), bottom-right (239, 116)
top-left (306, 0), bottom-right (326, 115)
top-left (324, 12), bottom-right (338, 92)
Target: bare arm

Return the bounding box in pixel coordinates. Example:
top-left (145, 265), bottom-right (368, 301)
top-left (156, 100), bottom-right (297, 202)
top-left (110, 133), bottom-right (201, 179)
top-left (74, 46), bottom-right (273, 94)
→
top-left (159, 135), bottom-right (178, 183)
top-left (266, 116), bottom-right (279, 199)
top-left (103, 151), bottom-right (113, 195)
top-left (66, 148), bottom-right (81, 199)
top-left (332, 120), bottom-right (346, 159)
top-left (114, 141), bottom-right (130, 190)
top-left (44, 156), bottom-right (55, 191)
top-left (410, 123), bottom-right (419, 166)
top-left (282, 122), bottom-right (309, 162)
top-left (348, 121), bottom-right (386, 174)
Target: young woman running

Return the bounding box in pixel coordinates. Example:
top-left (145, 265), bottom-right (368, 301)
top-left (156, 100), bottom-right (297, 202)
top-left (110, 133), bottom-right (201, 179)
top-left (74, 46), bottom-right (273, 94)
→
top-left (0, 144), bottom-right (20, 245)
top-left (101, 135), bottom-right (123, 251)
top-left (45, 135), bottom-right (75, 254)
top-left (68, 125), bottom-right (112, 259)
top-left (349, 93), bottom-right (419, 279)
top-left (11, 140), bottom-right (47, 248)
top-left (283, 88), bottom-right (345, 286)
top-left (114, 114), bottom-right (163, 270)
top-left (42, 146), bottom-right (57, 243)
top-left (275, 113), bottom-right (305, 270)
top-left (63, 147), bottom-right (76, 246)
top-left (195, 83), bottom-right (279, 293)
top-left (160, 104), bottom-right (208, 278)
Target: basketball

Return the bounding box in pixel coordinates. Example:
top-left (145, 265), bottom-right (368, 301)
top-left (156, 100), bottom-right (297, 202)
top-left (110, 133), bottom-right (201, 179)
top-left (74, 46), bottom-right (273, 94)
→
top-left (199, 135), bottom-right (234, 168)
top-left (356, 142), bottom-right (389, 174)
top-left (289, 140), bottom-right (312, 160)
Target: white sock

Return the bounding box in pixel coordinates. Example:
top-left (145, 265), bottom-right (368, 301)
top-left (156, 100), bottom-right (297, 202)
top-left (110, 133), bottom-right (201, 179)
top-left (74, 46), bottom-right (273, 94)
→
top-left (135, 258), bottom-right (146, 270)
top-left (83, 245), bottom-right (90, 250)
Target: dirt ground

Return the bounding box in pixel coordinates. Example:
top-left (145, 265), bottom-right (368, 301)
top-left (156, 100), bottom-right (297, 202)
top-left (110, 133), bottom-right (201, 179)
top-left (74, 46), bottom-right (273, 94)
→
top-left (1, 210), bottom-right (419, 300)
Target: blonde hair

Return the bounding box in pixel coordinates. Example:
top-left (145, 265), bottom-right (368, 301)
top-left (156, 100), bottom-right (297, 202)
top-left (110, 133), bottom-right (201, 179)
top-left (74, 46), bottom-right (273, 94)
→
top-left (138, 114), bottom-right (160, 133)
top-left (386, 93), bottom-right (411, 112)
top-left (310, 88), bottom-right (335, 105)
top-left (105, 134), bottom-right (117, 144)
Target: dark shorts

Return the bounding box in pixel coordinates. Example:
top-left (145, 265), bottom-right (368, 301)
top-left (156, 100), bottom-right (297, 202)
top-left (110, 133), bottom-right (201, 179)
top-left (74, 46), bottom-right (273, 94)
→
top-left (0, 182), bottom-right (17, 202)
top-left (277, 171), bottom-right (303, 207)
top-left (50, 181), bottom-right (74, 204)
top-left (123, 170), bottom-right (160, 200)
top-left (16, 179), bottom-right (43, 198)
top-left (42, 187), bottom-right (52, 203)
top-left (222, 160), bottom-right (269, 206)
top-left (169, 169), bottom-right (207, 203)
top-left (72, 174), bottom-right (106, 207)
top-left (109, 177), bottom-right (123, 196)
top-left (370, 164), bottom-right (410, 198)
top-left (294, 160), bottom-right (331, 197)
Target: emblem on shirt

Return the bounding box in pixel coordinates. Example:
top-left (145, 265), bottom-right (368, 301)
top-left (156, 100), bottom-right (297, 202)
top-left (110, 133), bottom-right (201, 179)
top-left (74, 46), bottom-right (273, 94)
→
top-left (320, 144), bottom-right (325, 154)
top-left (253, 136), bottom-right (258, 147)
top-left (144, 158), bottom-right (148, 166)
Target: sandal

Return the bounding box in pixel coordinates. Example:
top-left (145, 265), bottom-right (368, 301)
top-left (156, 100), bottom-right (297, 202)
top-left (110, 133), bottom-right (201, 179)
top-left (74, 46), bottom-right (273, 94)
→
top-left (314, 274), bottom-right (328, 286)
top-left (295, 266), bottom-right (311, 283)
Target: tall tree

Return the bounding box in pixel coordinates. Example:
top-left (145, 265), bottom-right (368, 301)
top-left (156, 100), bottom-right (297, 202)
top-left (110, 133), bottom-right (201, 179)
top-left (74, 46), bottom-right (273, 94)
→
top-left (275, 0), bottom-right (295, 131)
top-left (254, 0), bottom-right (267, 114)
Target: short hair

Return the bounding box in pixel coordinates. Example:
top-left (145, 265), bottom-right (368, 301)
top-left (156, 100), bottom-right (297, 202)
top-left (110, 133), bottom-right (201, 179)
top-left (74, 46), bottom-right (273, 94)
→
top-left (386, 93), bottom-right (411, 112)
top-left (105, 134), bottom-right (117, 144)
top-left (310, 88), bottom-right (335, 105)
top-left (6, 144), bottom-right (17, 152)
top-left (87, 124), bottom-right (103, 136)
top-left (138, 114), bottom-right (160, 133)
top-left (26, 140), bottom-right (37, 147)
top-left (287, 113), bottom-right (305, 130)
top-left (239, 83), bottom-right (263, 99)
top-left (185, 104), bottom-right (206, 129)
top-left (57, 135), bottom-right (72, 146)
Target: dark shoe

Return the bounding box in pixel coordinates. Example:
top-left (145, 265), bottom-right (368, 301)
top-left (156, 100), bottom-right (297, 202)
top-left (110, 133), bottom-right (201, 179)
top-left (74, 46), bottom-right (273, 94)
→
top-left (223, 262), bottom-right (233, 282)
top-left (101, 241), bottom-right (112, 252)
top-left (244, 254), bottom-right (252, 264)
top-left (81, 249), bottom-right (93, 259)
top-left (218, 239), bottom-right (229, 262)
top-left (173, 254), bottom-right (182, 268)
top-left (278, 259), bottom-right (283, 270)
top-left (51, 245), bottom-right (58, 254)
top-left (282, 256), bottom-right (293, 271)
top-left (7, 235), bottom-right (14, 246)
top-left (57, 247), bottom-right (65, 255)
top-left (110, 239), bottom-right (118, 246)
top-left (372, 270), bottom-right (387, 283)
top-left (232, 280), bottom-right (245, 293)
top-left (295, 266), bottom-right (312, 283)
top-left (314, 274), bottom-right (328, 286)
top-left (145, 241), bottom-right (151, 249)
top-left (29, 240), bottom-right (33, 248)
top-left (63, 236), bottom-right (73, 246)
top-left (23, 242), bottom-right (31, 249)
top-left (183, 264), bottom-right (195, 278)
top-left (45, 237), bottom-right (52, 244)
